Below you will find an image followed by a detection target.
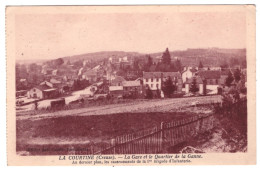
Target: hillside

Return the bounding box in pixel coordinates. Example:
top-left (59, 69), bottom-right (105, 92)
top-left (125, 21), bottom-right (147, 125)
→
top-left (35, 48), bottom-right (246, 68)
top-left (62, 51), bottom-right (143, 62)
top-left (150, 48), bottom-right (246, 67)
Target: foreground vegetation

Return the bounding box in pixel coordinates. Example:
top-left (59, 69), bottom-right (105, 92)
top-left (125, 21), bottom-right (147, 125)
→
top-left (17, 111), bottom-right (195, 155)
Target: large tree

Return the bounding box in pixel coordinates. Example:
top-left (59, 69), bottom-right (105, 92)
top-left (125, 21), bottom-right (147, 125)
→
top-left (189, 77), bottom-right (199, 94)
top-left (225, 71), bottom-right (234, 87)
top-left (175, 59), bottom-right (182, 72)
top-left (146, 87), bottom-right (153, 99)
top-left (54, 58), bottom-right (64, 66)
top-left (162, 76), bottom-right (176, 97)
top-left (147, 55), bottom-right (153, 66)
top-left (198, 61), bottom-right (203, 69)
top-left (161, 48), bottom-right (171, 64)
top-left (144, 55), bottom-right (153, 72)
top-left (234, 69), bottom-right (241, 82)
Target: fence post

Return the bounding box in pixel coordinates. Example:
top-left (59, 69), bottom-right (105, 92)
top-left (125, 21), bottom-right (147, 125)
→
top-left (198, 115), bottom-right (203, 133)
top-left (160, 122), bottom-right (166, 153)
top-left (90, 142), bottom-right (94, 155)
top-left (111, 138), bottom-right (116, 154)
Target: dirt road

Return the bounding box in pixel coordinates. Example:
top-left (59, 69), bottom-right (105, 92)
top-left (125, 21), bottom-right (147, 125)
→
top-left (17, 95), bottom-right (221, 121)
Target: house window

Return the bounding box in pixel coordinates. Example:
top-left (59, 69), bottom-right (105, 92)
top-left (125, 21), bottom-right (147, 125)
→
top-left (151, 84), bottom-right (153, 88)
top-left (146, 78), bottom-right (148, 82)
top-left (156, 84), bottom-right (159, 88)
top-left (156, 78), bottom-right (159, 82)
top-left (33, 88), bottom-right (36, 92)
top-left (151, 78), bottom-right (153, 82)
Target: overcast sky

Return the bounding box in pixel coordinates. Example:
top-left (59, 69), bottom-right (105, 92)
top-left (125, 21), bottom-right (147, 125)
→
top-left (15, 11), bottom-right (246, 60)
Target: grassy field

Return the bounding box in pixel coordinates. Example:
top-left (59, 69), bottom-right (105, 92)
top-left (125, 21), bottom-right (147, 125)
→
top-left (16, 95), bottom-right (221, 155)
top-left (17, 111), bottom-right (198, 155)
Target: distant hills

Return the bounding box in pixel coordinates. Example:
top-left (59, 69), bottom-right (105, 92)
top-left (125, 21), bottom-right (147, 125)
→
top-left (17, 48), bottom-right (247, 67)
top-left (62, 48), bottom-right (246, 67)
top-left (62, 51), bottom-right (143, 62)
top-left (161, 48), bottom-right (246, 67)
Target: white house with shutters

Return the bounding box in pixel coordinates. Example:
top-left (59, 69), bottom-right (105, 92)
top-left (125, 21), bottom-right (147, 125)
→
top-left (143, 72), bottom-right (183, 93)
top-left (143, 72), bottom-right (162, 90)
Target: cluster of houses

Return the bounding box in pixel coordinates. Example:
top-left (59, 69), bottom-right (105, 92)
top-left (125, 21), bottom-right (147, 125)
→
top-left (27, 79), bottom-right (67, 99)
top-left (106, 71), bottom-right (183, 99)
top-left (108, 56), bottom-right (133, 69)
top-left (16, 54), bottom-right (245, 106)
top-left (109, 78), bottom-right (142, 98)
top-left (107, 66), bottom-right (235, 98)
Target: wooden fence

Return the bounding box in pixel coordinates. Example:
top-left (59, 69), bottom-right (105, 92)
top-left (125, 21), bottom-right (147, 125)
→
top-left (92, 114), bottom-right (215, 155)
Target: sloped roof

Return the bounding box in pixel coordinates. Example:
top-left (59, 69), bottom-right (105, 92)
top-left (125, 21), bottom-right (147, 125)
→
top-left (181, 68), bottom-right (197, 74)
top-left (34, 84), bottom-right (52, 91)
top-left (122, 80), bottom-right (141, 87)
top-left (92, 65), bottom-right (101, 70)
top-left (40, 81), bottom-right (53, 87)
top-left (112, 76), bottom-right (126, 83)
top-left (185, 76), bottom-right (203, 84)
top-left (197, 71), bottom-right (222, 79)
top-left (143, 72), bottom-right (181, 79)
top-left (43, 88), bottom-right (57, 92)
top-left (163, 72), bottom-right (181, 78)
top-left (109, 86), bottom-right (123, 91)
top-left (50, 78), bottom-right (62, 84)
top-left (190, 68), bottom-right (197, 73)
top-left (135, 77), bottom-right (143, 81)
top-left (143, 72), bottom-right (161, 79)
top-left (20, 78), bottom-right (27, 82)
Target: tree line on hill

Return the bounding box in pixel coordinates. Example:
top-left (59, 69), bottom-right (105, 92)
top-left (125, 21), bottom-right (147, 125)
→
top-left (143, 48), bottom-right (182, 72)
top-left (116, 48), bottom-right (183, 80)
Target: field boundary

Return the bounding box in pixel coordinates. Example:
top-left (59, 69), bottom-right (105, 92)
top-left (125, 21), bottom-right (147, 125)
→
top-left (93, 114), bottom-right (215, 154)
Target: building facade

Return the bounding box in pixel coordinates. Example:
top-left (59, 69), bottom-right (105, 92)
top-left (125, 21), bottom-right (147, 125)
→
top-left (27, 84), bottom-right (58, 99)
top-left (109, 86), bottom-right (124, 98)
top-left (122, 80), bottom-right (142, 97)
top-left (184, 70), bottom-right (229, 95)
top-left (185, 76), bottom-right (205, 95)
top-left (143, 72), bottom-right (183, 93)
top-left (181, 68), bottom-right (197, 83)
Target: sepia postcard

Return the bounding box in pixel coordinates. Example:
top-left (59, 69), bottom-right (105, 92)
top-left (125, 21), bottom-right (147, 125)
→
top-left (6, 5), bottom-right (256, 166)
